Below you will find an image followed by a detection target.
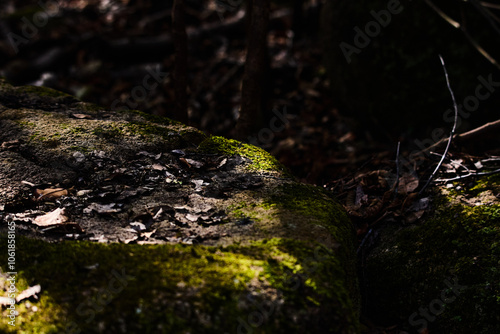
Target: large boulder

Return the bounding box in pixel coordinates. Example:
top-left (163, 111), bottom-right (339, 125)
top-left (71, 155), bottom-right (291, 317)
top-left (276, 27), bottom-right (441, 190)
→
top-left (0, 78), bottom-right (360, 333)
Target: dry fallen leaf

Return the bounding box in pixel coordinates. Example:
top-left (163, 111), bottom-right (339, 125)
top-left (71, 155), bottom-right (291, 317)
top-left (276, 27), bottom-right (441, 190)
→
top-left (84, 203), bottom-right (122, 214)
top-left (142, 229), bottom-right (156, 239)
top-left (34, 208), bottom-right (68, 226)
top-left (185, 158), bottom-right (204, 168)
top-left (16, 285), bottom-right (41, 303)
top-left (35, 188), bottom-right (68, 200)
top-left (186, 213), bottom-right (200, 222)
top-left (399, 174), bottom-right (419, 194)
top-left (72, 113), bottom-right (92, 119)
top-left (152, 163), bottom-right (166, 171)
top-left (0, 297), bottom-right (14, 306)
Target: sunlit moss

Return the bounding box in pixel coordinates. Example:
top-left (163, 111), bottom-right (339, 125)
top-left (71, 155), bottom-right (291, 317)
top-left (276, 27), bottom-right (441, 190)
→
top-left (0, 236), bottom-right (359, 333)
top-left (198, 136), bottom-right (291, 175)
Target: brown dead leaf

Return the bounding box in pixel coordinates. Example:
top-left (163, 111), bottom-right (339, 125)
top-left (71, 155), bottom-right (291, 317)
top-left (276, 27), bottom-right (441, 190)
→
top-left (152, 163), bottom-right (166, 171)
top-left (72, 113), bottom-right (92, 119)
top-left (33, 208), bottom-right (68, 226)
top-left (35, 188), bottom-right (68, 200)
top-left (399, 174), bottom-right (419, 194)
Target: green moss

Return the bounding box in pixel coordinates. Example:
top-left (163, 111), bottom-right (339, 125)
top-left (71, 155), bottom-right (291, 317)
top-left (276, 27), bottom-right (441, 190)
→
top-left (14, 120), bottom-right (35, 128)
top-left (69, 146), bottom-right (93, 153)
top-left (79, 103), bottom-right (104, 113)
top-left (123, 121), bottom-right (174, 139)
top-left (123, 109), bottom-right (181, 126)
top-left (17, 85), bottom-right (73, 99)
top-left (468, 174), bottom-right (500, 194)
top-left (227, 201), bottom-right (278, 222)
top-left (198, 136), bottom-right (291, 175)
top-left (266, 184), bottom-right (348, 233)
top-left (69, 127), bottom-right (86, 134)
top-left (92, 125), bottom-right (124, 139)
top-left (265, 183), bottom-right (359, 310)
top-left (0, 236), bottom-right (359, 334)
top-left (365, 179), bottom-right (500, 333)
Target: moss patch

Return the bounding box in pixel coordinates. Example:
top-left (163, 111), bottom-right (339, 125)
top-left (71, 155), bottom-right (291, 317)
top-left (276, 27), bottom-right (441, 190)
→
top-left (364, 177), bottom-right (500, 333)
top-left (17, 85), bottom-right (74, 99)
top-left (198, 136), bottom-right (291, 175)
top-left (0, 236), bottom-right (359, 334)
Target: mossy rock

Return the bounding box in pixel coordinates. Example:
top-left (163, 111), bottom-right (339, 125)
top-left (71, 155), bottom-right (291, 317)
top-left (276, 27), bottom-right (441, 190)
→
top-left (0, 79), bottom-right (360, 333)
top-left (320, 0), bottom-right (500, 138)
top-left (363, 175), bottom-right (500, 333)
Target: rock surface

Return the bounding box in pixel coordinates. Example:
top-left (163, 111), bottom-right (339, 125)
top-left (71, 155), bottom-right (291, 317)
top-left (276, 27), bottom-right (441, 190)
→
top-left (0, 79), bottom-right (359, 333)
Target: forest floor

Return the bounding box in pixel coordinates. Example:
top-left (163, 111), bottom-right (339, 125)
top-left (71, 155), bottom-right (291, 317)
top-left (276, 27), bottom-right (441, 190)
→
top-left (1, 1), bottom-right (500, 333)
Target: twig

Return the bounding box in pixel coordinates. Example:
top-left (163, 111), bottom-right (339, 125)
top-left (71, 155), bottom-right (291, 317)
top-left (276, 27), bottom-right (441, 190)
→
top-left (470, 0), bottom-right (500, 38)
top-left (423, 0), bottom-right (460, 28)
top-left (435, 168), bottom-right (500, 182)
top-left (394, 141), bottom-right (400, 197)
top-left (480, 2), bottom-right (500, 11)
top-left (423, 0), bottom-right (500, 70)
top-left (419, 55), bottom-right (458, 195)
top-left (419, 118), bottom-right (500, 155)
top-left (478, 3), bottom-right (500, 25)
top-left (357, 228), bottom-right (373, 255)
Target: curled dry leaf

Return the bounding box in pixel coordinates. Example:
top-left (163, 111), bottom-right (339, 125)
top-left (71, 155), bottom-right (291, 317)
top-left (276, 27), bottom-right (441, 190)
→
top-left (34, 208), bottom-right (68, 226)
top-left (35, 188), bottom-right (68, 200)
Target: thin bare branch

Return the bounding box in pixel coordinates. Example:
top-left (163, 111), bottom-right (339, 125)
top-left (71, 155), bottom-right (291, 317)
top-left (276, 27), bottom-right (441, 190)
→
top-left (435, 168), bottom-right (500, 182)
top-left (418, 118), bottom-right (500, 155)
top-left (480, 2), bottom-right (500, 11)
top-left (423, 0), bottom-right (460, 28)
top-left (419, 56), bottom-right (458, 195)
top-left (423, 0), bottom-right (500, 71)
top-left (394, 141), bottom-right (400, 197)
top-left (470, 0), bottom-right (500, 37)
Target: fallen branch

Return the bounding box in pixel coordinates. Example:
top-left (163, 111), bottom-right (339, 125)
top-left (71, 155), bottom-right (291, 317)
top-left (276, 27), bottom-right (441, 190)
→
top-left (418, 118), bottom-right (500, 155)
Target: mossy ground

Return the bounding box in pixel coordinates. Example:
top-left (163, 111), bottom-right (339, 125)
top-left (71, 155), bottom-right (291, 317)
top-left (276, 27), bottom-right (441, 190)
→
top-left (17, 85), bottom-right (73, 99)
top-left (0, 236), bottom-right (358, 334)
top-left (364, 175), bottom-right (500, 333)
